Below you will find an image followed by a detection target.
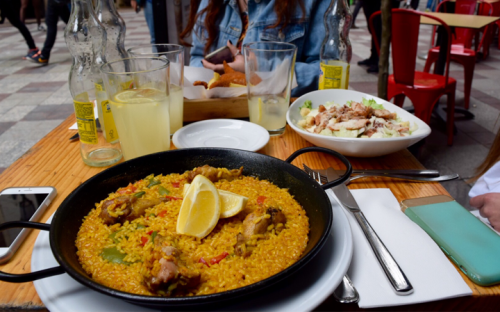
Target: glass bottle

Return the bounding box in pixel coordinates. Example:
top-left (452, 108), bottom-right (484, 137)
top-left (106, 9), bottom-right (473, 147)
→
top-left (94, 0), bottom-right (127, 62)
top-left (94, 0), bottom-right (128, 141)
top-left (65, 0), bottom-right (122, 167)
top-left (318, 0), bottom-right (352, 90)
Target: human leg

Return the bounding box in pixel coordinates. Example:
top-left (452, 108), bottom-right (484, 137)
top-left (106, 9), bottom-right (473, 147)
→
top-left (359, 0), bottom-right (381, 67)
top-left (144, 0), bottom-right (156, 44)
top-left (5, 0), bottom-right (37, 51)
top-left (20, 0), bottom-right (29, 23)
top-left (33, 0), bottom-right (46, 30)
top-left (352, 0), bottom-right (363, 28)
top-left (39, 0), bottom-right (60, 60)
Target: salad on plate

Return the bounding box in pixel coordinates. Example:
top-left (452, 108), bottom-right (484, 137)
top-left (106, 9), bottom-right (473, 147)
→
top-left (297, 98), bottom-right (418, 138)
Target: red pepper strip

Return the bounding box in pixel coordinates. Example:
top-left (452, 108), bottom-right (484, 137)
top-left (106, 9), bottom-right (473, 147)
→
top-left (158, 210), bottom-right (167, 217)
top-left (257, 196), bottom-right (267, 205)
top-left (172, 182), bottom-right (180, 188)
top-left (210, 252), bottom-right (229, 265)
top-left (165, 195), bottom-right (183, 200)
top-left (199, 257), bottom-right (210, 267)
top-left (141, 236), bottom-right (148, 246)
top-left (146, 230), bottom-right (153, 235)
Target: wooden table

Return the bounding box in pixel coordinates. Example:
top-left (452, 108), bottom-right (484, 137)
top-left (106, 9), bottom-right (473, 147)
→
top-left (0, 114), bottom-right (499, 311)
top-left (420, 12), bottom-right (500, 28)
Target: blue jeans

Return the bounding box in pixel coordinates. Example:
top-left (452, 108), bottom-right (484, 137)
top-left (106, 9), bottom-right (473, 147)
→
top-left (144, 0), bottom-right (155, 44)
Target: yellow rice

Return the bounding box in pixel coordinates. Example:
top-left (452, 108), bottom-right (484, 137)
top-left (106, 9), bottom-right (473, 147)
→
top-left (75, 170), bottom-right (309, 296)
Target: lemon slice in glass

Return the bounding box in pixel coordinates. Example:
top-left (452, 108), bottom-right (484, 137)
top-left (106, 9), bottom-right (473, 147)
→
top-left (177, 175), bottom-right (221, 238)
top-left (258, 97), bottom-right (263, 122)
top-left (113, 88), bottom-right (159, 104)
top-left (183, 184), bottom-right (247, 218)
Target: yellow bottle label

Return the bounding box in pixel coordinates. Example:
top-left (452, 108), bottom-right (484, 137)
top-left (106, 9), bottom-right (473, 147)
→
top-left (94, 82), bottom-right (119, 143)
top-left (95, 82), bottom-right (104, 92)
top-left (100, 99), bottom-right (119, 142)
top-left (73, 100), bottom-right (98, 145)
top-left (319, 62), bottom-right (350, 90)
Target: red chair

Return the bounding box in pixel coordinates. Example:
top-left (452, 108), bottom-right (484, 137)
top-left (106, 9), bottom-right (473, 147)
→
top-left (424, 0), bottom-right (493, 110)
top-left (480, 0), bottom-right (500, 57)
top-left (369, 9), bottom-right (457, 145)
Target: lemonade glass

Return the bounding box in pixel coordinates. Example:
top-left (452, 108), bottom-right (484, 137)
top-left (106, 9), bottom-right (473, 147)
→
top-left (127, 44), bottom-right (184, 137)
top-left (100, 57), bottom-right (171, 161)
top-left (244, 42), bottom-right (297, 136)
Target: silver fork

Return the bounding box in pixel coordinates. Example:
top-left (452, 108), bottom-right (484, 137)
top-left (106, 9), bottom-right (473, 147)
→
top-left (306, 168), bottom-right (360, 304)
top-left (312, 169), bottom-right (459, 184)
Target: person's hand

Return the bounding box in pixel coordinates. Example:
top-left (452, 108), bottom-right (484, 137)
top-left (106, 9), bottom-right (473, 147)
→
top-left (131, 0), bottom-right (138, 11)
top-left (201, 40), bottom-right (245, 74)
top-left (470, 192), bottom-right (500, 229)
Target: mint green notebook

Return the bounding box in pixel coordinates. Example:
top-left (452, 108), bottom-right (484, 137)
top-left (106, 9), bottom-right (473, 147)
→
top-left (405, 201), bottom-right (500, 286)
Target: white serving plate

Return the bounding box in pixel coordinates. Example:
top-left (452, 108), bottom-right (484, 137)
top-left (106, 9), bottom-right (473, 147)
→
top-left (32, 196), bottom-right (353, 312)
top-left (173, 119), bottom-right (270, 152)
top-left (286, 89), bottom-right (431, 157)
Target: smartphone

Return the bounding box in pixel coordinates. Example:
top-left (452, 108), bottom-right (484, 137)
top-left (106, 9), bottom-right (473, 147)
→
top-left (0, 187), bottom-right (56, 264)
top-left (401, 195), bottom-right (500, 286)
top-left (204, 46), bottom-right (234, 65)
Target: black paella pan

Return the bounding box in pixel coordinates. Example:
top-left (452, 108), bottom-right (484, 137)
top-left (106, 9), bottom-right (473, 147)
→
top-left (0, 147), bottom-right (352, 308)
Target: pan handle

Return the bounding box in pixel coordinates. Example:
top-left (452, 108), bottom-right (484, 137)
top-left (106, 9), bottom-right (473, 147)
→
top-left (0, 221), bottom-right (65, 282)
top-left (285, 147), bottom-right (352, 189)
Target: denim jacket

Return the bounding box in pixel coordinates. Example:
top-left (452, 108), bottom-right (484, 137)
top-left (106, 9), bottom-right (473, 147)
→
top-left (189, 0), bottom-right (330, 97)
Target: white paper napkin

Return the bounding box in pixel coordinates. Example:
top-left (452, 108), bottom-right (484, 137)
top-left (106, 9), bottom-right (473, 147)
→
top-left (326, 188), bottom-right (472, 309)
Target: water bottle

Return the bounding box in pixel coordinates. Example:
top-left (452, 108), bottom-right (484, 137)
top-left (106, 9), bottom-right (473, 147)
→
top-left (318, 0), bottom-right (353, 90)
top-left (94, 0), bottom-right (128, 142)
top-left (65, 0), bottom-right (122, 167)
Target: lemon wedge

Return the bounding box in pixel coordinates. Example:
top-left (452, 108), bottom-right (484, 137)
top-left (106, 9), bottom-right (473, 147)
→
top-left (184, 183), bottom-right (247, 218)
top-left (177, 175), bottom-right (221, 238)
top-left (257, 97), bottom-right (263, 123)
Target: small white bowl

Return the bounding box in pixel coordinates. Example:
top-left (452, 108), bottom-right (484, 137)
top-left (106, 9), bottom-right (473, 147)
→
top-left (286, 89), bottom-right (431, 157)
top-left (172, 119), bottom-right (270, 152)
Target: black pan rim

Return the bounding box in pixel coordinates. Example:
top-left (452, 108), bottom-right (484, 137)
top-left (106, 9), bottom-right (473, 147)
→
top-left (49, 147), bottom-right (333, 306)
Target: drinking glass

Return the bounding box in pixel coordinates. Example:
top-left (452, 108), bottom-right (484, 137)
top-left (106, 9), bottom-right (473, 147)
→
top-left (100, 57), bottom-right (170, 161)
top-left (244, 42), bottom-right (297, 136)
top-left (128, 44), bottom-right (184, 136)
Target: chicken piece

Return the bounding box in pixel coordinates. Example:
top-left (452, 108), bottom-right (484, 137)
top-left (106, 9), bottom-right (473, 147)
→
top-left (210, 72), bottom-right (246, 88)
top-left (234, 207), bottom-right (287, 257)
top-left (130, 198), bottom-right (162, 220)
top-left (318, 105), bottom-right (326, 113)
top-left (186, 165), bottom-right (243, 183)
top-left (193, 81), bottom-right (208, 89)
top-left (234, 233), bottom-right (252, 258)
top-left (144, 236), bottom-right (201, 294)
top-left (373, 109), bottom-right (397, 120)
top-left (364, 128), bottom-right (378, 137)
top-left (268, 208), bottom-right (286, 226)
top-left (99, 195), bottom-right (162, 225)
top-left (242, 209), bottom-right (272, 238)
top-left (351, 101), bottom-right (373, 118)
top-left (208, 61), bottom-right (247, 88)
top-left (330, 119), bottom-right (369, 131)
top-left (100, 196), bottom-right (135, 225)
top-left (223, 61), bottom-right (235, 73)
top-left (314, 111), bottom-right (334, 133)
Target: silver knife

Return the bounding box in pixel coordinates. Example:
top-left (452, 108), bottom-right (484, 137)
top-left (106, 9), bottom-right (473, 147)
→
top-left (327, 167), bottom-right (414, 295)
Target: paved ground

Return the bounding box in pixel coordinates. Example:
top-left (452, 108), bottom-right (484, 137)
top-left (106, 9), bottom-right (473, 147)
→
top-left (0, 8), bottom-right (499, 209)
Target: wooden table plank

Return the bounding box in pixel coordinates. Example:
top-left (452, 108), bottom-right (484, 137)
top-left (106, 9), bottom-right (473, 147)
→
top-left (0, 114), bottom-right (499, 310)
top-left (421, 12), bottom-right (500, 28)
